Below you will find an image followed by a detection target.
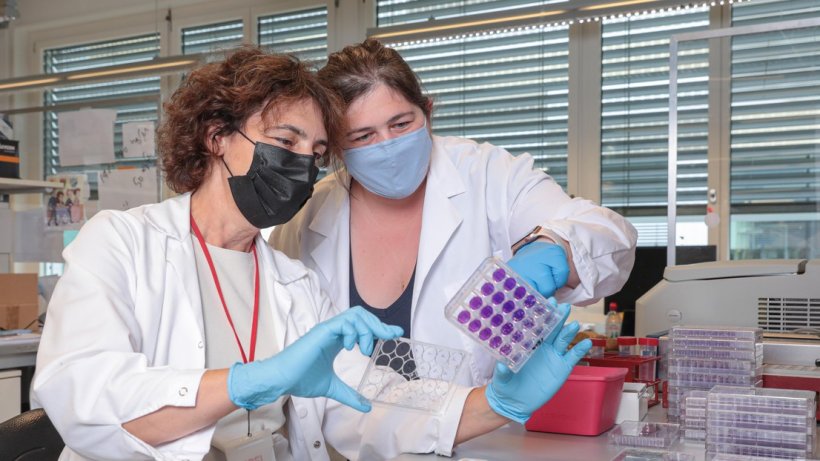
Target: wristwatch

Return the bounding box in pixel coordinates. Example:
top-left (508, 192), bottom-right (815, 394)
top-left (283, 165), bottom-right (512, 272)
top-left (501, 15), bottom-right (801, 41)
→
top-left (511, 225), bottom-right (566, 254)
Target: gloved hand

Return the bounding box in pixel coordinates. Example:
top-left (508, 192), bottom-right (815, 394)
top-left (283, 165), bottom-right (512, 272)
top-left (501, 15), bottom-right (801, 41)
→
top-left (484, 300), bottom-right (592, 424)
top-left (228, 306), bottom-right (403, 412)
top-left (508, 240), bottom-right (570, 299)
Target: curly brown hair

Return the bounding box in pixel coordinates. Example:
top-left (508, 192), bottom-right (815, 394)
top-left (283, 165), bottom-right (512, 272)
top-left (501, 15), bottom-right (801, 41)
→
top-left (157, 45), bottom-right (343, 193)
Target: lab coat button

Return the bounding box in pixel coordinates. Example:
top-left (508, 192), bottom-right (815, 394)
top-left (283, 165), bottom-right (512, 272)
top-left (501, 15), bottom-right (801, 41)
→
top-left (313, 441), bottom-right (321, 449)
top-left (298, 407), bottom-right (307, 418)
top-left (197, 341), bottom-right (204, 349)
top-left (179, 387), bottom-right (188, 396)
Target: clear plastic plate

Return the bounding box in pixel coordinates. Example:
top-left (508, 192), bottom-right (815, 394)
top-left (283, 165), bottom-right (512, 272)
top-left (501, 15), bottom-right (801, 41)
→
top-left (356, 338), bottom-right (467, 414)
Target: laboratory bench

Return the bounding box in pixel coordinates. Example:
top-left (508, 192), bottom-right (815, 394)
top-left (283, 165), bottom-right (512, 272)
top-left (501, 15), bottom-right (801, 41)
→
top-left (391, 404), bottom-right (820, 461)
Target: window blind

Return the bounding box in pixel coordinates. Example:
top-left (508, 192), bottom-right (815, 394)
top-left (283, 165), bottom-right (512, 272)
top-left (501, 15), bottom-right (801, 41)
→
top-left (258, 6), bottom-right (327, 65)
top-left (181, 20), bottom-right (244, 56)
top-left (377, 0), bottom-right (567, 27)
top-left (43, 34), bottom-right (161, 177)
top-left (728, 0), bottom-right (820, 259)
top-left (382, 26), bottom-right (570, 185)
top-left (730, 0), bottom-right (820, 210)
top-left (600, 7), bottom-right (710, 215)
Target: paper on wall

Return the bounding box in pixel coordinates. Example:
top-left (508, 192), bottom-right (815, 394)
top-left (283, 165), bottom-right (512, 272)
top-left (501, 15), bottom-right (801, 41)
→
top-left (122, 121), bottom-right (156, 158)
top-left (58, 109), bottom-right (116, 166)
top-left (97, 167), bottom-right (159, 212)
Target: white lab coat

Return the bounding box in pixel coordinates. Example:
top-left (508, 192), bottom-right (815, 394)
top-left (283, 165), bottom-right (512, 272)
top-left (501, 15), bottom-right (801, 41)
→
top-left (271, 135), bottom-right (638, 386)
top-left (31, 193), bottom-right (470, 461)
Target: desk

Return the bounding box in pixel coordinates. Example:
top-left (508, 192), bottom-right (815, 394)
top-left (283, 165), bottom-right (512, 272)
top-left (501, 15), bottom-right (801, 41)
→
top-left (391, 404), bottom-right (820, 461)
top-left (0, 333), bottom-right (39, 369)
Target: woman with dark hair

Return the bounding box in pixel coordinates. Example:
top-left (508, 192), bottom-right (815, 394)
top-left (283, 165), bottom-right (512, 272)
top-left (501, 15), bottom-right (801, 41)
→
top-left (31, 45), bottom-right (589, 461)
top-left (271, 39), bottom-right (637, 389)
top-left (28, 46), bottom-right (409, 461)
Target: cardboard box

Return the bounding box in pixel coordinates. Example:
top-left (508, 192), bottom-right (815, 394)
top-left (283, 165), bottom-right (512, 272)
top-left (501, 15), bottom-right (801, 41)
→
top-left (0, 274), bottom-right (39, 332)
top-left (0, 139), bottom-right (20, 179)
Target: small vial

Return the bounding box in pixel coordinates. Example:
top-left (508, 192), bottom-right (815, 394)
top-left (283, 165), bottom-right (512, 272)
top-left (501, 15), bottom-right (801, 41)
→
top-left (638, 337), bottom-right (659, 381)
top-left (589, 338), bottom-right (606, 357)
top-left (617, 336), bottom-right (637, 356)
top-left (638, 337), bottom-right (659, 356)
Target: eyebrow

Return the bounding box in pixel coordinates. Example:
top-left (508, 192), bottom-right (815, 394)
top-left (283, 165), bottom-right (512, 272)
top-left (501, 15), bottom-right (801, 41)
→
top-left (347, 111), bottom-right (415, 136)
top-left (269, 124), bottom-right (327, 147)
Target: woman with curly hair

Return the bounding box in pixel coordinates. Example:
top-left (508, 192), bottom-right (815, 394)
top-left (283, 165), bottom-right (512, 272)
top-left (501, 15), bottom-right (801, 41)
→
top-left (33, 46), bottom-right (402, 460)
top-left (32, 46), bottom-right (586, 461)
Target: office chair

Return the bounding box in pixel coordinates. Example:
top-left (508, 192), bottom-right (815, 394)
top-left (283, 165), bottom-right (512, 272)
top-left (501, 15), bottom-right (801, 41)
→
top-left (0, 408), bottom-right (64, 461)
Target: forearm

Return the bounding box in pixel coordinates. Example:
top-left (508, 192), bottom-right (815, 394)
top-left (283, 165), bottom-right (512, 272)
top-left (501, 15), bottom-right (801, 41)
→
top-left (123, 369), bottom-right (236, 446)
top-left (454, 386), bottom-right (510, 444)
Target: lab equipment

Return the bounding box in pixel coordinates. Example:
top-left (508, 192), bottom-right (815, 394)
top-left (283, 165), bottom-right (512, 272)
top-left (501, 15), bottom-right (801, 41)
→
top-left (615, 382), bottom-right (650, 424)
top-left (445, 257), bottom-right (563, 372)
top-left (638, 338), bottom-right (659, 381)
top-left (762, 363), bottom-right (820, 421)
top-left (665, 325), bottom-right (763, 422)
top-left (229, 306), bottom-right (403, 411)
top-left (610, 449), bottom-right (694, 461)
top-left (526, 365), bottom-right (627, 435)
top-left (635, 259), bottom-right (819, 337)
top-left (583, 353), bottom-right (662, 408)
top-left (608, 421), bottom-right (680, 448)
top-left (357, 337), bottom-right (466, 414)
top-left (606, 302), bottom-right (622, 338)
top-left (680, 390), bottom-right (707, 441)
top-left (706, 386), bottom-right (816, 460)
top-left (589, 338), bottom-right (606, 358)
top-left (486, 316), bottom-right (591, 424)
top-left (618, 336), bottom-right (637, 356)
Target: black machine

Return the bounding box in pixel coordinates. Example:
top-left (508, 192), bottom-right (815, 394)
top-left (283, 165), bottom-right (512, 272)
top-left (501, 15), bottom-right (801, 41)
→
top-left (604, 245), bottom-right (716, 336)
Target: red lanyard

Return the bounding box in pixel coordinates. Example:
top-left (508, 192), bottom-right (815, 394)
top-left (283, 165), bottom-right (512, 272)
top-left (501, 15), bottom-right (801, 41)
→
top-left (190, 215), bottom-right (260, 364)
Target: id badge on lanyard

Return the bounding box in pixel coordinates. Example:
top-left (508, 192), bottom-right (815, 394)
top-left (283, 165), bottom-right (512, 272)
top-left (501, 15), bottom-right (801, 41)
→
top-left (192, 216), bottom-right (274, 461)
top-left (213, 429), bottom-right (276, 461)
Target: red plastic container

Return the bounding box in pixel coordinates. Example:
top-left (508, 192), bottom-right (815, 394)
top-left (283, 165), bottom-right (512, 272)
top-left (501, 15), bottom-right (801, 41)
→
top-left (525, 366), bottom-right (628, 436)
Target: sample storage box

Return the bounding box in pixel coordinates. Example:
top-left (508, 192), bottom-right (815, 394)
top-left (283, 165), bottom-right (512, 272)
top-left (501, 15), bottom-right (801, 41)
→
top-left (526, 366), bottom-right (627, 436)
top-left (0, 274), bottom-right (39, 332)
top-left (0, 139), bottom-right (19, 179)
top-left (616, 382), bottom-right (650, 423)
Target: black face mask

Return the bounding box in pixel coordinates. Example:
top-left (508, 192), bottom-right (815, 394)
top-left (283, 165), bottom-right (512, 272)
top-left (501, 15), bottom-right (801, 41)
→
top-left (226, 131), bottom-right (319, 229)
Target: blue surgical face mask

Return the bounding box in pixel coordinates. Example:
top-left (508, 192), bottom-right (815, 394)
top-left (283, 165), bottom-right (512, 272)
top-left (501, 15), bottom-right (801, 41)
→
top-left (343, 122), bottom-right (432, 199)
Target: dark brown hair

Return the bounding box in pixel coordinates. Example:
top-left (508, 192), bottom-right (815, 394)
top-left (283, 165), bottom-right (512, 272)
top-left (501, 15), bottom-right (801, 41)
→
top-left (157, 45), bottom-right (343, 193)
top-left (318, 38), bottom-right (431, 119)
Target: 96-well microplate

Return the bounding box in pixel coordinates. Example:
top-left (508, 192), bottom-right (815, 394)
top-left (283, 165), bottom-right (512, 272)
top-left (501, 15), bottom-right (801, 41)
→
top-left (444, 257), bottom-right (563, 372)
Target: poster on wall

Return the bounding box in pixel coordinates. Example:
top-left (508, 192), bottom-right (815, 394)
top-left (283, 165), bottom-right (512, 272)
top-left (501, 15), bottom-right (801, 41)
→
top-left (44, 173), bottom-right (90, 230)
top-left (57, 109), bottom-right (116, 166)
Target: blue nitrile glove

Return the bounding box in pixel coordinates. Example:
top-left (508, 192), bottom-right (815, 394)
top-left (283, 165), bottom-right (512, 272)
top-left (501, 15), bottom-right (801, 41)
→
top-left (228, 306), bottom-right (403, 412)
top-left (508, 241), bottom-right (570, 299)
top-left (484, 301), bottom-right (592, 424)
